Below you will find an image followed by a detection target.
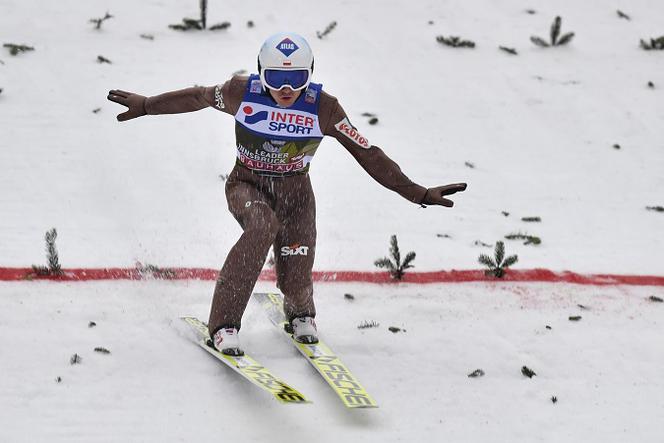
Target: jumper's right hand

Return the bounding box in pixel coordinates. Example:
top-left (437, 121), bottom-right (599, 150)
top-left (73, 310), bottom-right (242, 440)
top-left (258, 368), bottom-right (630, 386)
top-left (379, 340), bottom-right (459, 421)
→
top-left (422, 183), bottom-right (468, 207)
top-left (107, 89), bottom-right (147, 122)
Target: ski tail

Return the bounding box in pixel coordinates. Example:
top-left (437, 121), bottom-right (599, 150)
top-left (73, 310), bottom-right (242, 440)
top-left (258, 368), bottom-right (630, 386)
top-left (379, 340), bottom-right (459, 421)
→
top-left (181, 316), bottom-right (310, 405)
top-left (253, 293), bottom-right (378, 408)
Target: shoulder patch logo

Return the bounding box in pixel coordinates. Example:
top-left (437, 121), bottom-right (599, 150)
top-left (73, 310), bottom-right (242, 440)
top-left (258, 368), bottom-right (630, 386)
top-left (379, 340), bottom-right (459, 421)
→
top-left (250, 79), bottom-right (262, 94)
top-left (214, 84), bottom-right (225, 109)
top-left (304, 88), bottom-right (317, 104)
top-left (276, 37), bottom-right (299, 57)
top-left (334, 117), bottom-right (370, 149)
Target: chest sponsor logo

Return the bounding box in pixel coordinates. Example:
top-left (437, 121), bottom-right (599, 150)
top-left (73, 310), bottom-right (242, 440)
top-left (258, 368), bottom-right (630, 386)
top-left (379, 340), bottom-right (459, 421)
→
top-left (242, 105), bottom-right (317, 135)
top-left (276, 38), bottom-right (299, 57)
top-left (244, 106), bottom-right (269, 124)
top-left (261, 141), bottom-right (281, 153)
top-left (334, 117), bottom-right (370, 149)
top-left (281, 244), bottom-right (309, 256)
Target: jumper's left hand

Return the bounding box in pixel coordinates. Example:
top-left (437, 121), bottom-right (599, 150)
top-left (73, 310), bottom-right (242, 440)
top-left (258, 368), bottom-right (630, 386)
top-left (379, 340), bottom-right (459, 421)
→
top-left (422, 183), bottom-right (467, 207)
top-left (107, 89), bottom-right (147, 122)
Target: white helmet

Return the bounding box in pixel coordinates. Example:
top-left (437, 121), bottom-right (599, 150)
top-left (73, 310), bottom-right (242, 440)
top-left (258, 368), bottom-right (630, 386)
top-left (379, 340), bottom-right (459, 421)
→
top-left (257, 33), bottom-right (314, 91)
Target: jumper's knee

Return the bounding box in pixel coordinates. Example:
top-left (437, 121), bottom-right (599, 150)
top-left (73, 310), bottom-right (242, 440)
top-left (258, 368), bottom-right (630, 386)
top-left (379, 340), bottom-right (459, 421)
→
top-left (241, 204), bottom-right (281, 243)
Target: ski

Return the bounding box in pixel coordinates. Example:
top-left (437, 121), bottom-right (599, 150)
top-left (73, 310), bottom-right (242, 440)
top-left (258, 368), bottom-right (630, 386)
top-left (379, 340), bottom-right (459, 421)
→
top-left (181, 316), bottom-right (310, 405)
top-left (253, 292), bottom-right (378, 408)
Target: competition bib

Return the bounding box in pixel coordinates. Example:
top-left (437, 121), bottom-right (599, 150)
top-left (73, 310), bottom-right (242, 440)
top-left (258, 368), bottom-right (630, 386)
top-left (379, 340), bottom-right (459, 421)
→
top-left (233, 75), bottom-right (324, 176)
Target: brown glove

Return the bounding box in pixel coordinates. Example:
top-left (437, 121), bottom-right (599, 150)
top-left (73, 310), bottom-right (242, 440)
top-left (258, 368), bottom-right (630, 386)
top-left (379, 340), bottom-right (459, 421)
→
top-left (107, 89), bottom-right (147, 122)
top-left (422, 183), bottom-right (467, 207)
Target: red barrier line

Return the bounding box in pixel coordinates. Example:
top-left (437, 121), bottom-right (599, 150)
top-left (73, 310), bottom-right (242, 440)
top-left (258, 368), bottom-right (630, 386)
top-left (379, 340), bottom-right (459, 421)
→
top-left (1, 267), bottom-right (663, 286)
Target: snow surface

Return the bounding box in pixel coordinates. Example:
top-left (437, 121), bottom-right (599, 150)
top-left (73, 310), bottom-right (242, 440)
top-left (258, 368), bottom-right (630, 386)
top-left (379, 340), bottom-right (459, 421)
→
top-left (1, 281), bottom-right (663, 442)
top-left (1, 0), bottom-right (663, 442)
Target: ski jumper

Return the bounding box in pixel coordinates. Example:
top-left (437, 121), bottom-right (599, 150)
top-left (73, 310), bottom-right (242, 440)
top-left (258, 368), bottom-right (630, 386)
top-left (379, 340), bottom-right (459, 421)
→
top-left (142, 75), bottom-right (430, 336)
top-left (211, 75), bottom-right (324, 332)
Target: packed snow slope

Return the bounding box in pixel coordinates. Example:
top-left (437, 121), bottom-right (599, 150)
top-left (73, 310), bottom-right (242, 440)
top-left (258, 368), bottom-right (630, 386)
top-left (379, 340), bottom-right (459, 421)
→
top-left (1, 281), bottom-right (663, 443)
top-left (1, 0), bottom-right (663, 274)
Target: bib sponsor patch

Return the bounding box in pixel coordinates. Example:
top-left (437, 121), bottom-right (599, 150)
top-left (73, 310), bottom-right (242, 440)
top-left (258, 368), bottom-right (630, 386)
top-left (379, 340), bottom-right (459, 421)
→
top-left (233, 75), bottom-right (324, 176)
top-left (334, 117), bottom-right (370, 149)
top-left (238, 102), bottom-right (323, 137)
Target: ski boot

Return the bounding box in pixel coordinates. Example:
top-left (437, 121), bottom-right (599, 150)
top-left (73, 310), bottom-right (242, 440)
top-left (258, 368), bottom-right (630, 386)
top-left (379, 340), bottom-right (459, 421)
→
top-left (212, 327), bottom-right (244, 356)
top-left (289, 316), bottom-right (319, 344)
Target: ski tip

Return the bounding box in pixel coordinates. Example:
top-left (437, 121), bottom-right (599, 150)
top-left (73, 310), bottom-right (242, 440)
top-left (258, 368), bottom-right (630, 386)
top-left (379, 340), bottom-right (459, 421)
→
top-left (180, 316), bottom-right (208, 325)
top-left (282, 398), bottom-right (313, 405)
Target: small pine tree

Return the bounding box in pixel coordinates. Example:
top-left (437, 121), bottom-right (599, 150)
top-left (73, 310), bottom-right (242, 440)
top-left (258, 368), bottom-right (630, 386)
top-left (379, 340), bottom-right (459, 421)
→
top-left (45, 229), bottom-right (62, 274)
top-left (374, 235), bottom-right (416, 280)
top-left (616, 10), bottom-right (631, 20)
top-left (521, 365), bottom-right (536, 378)
top-left (505, 232), bottom-right (541, 245)
top-left (317, 21), bottom-right (337, 39)
top-left (531, 16), bottom-right (575, 47)
top-left (640, 36), bottom-right (664, 50)
top-left (32, 228), bottom-right (63, 276)
top-left (170, 1), bottom-right (230, 32)
top-left (200, 0), bottom-right (207, 29)
top-left (170, 18), bottom-right (203, 31)
top-left (478, 241), bottom-right (518, 278)
top-left (468, 369), bottom-right (485, 378)
top-left (89, 12), bottom-right (113, 30)
top-left (436, 35), bottom-right (476, 48)
top-left (499, 46), bottom-right (518, 55)
top-left (3, 43), bottom-right (34, 56)
top-left (357, 320), bottom-right (380, 329)
top-left (209, 22), bottom-right (231, 31)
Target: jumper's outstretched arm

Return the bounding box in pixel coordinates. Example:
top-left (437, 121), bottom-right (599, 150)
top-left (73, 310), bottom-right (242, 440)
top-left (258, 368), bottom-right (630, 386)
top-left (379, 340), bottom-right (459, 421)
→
top-left (107, 86), bottom-right (217, 122)
top-left (322, 96), bottom-right (467, 206)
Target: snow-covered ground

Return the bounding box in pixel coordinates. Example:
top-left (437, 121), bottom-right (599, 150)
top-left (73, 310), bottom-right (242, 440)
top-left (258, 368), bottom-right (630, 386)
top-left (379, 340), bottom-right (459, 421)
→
top-left (1, 281), bottom-right (663, 442)
top-left (1, 0), bottom-right (663, 441)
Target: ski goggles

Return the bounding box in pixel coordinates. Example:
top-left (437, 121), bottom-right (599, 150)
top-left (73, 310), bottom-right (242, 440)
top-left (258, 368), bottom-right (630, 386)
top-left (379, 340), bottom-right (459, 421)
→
top-left (261, 69), bottom-right (311, 91)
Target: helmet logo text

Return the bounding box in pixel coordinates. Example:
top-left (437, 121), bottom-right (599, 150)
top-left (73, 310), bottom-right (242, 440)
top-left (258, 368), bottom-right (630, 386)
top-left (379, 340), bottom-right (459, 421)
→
top-left (276, 38), bottom-right (299, 57)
